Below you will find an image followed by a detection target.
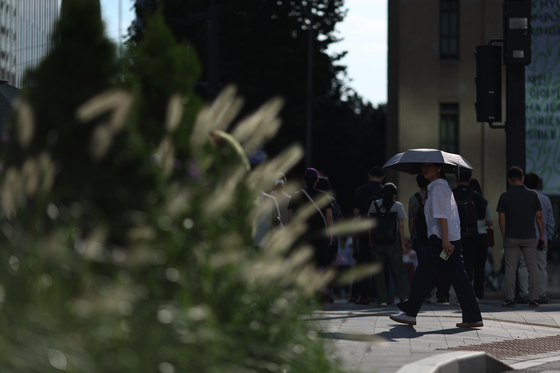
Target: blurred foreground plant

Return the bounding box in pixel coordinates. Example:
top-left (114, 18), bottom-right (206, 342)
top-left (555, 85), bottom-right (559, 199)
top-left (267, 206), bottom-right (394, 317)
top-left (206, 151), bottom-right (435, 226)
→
top-left (0, 2), bottom-right (377, 373)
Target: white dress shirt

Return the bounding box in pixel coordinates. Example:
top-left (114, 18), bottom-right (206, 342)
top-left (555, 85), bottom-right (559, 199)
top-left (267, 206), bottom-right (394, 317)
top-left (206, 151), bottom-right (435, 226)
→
top-left (425, 178), bottom-right (461, 242)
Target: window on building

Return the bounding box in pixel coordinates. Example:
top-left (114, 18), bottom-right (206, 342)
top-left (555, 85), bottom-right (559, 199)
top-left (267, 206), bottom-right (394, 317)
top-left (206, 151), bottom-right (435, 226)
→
top-left (440, 103), bottom-right (459, 153)
top-left (440, 0), bottom-right (459, 59)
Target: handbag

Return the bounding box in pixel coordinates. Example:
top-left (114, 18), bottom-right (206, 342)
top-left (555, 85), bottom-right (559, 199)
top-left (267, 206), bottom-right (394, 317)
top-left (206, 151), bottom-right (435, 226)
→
top-left (486, 227), bottom-right (495, 247)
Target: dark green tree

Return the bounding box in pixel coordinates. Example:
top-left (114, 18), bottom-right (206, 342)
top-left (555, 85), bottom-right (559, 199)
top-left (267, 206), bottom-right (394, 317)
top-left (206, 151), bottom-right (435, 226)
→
top-left (0, 2), bottom-right (350, 372)
top-left (130, 0), bottom-right (386, 214)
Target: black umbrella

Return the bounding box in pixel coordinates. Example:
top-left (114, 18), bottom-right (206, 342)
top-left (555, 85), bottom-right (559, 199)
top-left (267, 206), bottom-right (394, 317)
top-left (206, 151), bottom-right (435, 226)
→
top-left (383, 148), bottom-right (473, 175)
top-left (0, 80), bottom-right (20, 132)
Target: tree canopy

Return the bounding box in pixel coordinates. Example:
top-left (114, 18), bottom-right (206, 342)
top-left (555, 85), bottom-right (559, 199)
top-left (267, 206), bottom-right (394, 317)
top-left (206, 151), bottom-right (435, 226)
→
top-left (131, 0), bottom-right (386, 213)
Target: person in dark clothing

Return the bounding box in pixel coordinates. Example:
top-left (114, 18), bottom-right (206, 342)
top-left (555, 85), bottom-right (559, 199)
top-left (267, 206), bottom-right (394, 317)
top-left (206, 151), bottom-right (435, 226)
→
top-left (498, 166), bottom-right (543, 308)
top-left (469, 178), bottom-right (494, 299)
top-left (288, 168), bottom-right (334, 268)
top-left (435, 170), bottom-right (486, 305)
top-left (408, 174), bottom-right (430, 261)
top-left (350, 167), bottom-right (384, 304)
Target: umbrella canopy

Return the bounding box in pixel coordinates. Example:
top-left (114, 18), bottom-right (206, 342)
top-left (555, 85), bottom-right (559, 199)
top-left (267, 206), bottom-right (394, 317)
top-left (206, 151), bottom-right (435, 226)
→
top-left (383, 148), bottom-right (473, 175)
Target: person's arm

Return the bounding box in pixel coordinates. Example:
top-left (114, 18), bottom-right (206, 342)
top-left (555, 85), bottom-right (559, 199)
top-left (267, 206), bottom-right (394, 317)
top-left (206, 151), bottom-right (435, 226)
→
top-left (499, 212), bottom-right (506, 238)
top-left (546, 204), bottom-right (555, 244)
top-left (438, 218), bottom-right (454, 255)
top-left (536, 210), bottom-right (545, 243)
top-left (398, 219), bottom-right (405, 254)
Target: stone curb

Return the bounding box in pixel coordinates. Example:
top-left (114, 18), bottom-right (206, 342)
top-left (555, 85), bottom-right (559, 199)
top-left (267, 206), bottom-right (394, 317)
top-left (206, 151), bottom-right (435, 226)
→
top-left (395, 351), bottom-right (511, 373)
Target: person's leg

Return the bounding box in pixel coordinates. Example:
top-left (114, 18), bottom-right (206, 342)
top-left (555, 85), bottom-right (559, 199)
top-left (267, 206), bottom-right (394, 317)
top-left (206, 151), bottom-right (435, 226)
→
top-left (473, 233), bottom-right (488, 299)
top-left (447, 239), bottom-right (483, 323)
top-left (517, 251), bottom-right (529, 299)
top-left (386, 240), bottom-right (410, 301)
top-left (435, 273), bottom-right (451, 303)
top-left (519, 239), bottom-right (539, 302)
top-left (356, 233), bottom-right (371, 301)
top-left (537, 246), bottom-right (548, 298)
top-left (462, 237), bottom-right (477, 282)
top-left (372, 244), bottom-right (389, 304)
top-left (503, 238), bottom-right (521, 301)
top-left (397, 236), bottom-right (448, 318)
top-left (413, 238), bottom-right (429, 263)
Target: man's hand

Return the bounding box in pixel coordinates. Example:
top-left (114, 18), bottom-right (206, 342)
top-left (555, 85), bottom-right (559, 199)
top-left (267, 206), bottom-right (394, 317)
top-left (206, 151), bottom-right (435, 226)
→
top-left (442, 240), bottom-right (455, 256)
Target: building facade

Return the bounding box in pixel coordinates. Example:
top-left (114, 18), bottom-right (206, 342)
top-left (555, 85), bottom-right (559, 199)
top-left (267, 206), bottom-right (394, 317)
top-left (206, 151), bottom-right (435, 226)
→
top-left (0, 0), bottom-right (17, 84)
top-left (0, 0), bottom-right (59, 87)
top-left (387, 0), bottom-right (508, 262)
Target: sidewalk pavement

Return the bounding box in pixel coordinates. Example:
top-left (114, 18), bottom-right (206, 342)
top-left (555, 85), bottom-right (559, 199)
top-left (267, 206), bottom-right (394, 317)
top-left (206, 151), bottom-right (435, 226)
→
top-left (314, 298), bottom-right (560, 373)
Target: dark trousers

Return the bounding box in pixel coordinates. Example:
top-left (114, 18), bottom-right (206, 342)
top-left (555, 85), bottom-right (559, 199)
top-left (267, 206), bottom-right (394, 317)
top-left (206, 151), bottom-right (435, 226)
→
top-left (351, 232), bottom-right (372, 299)
top-left (413, 238), bottom-right (429, 263)
top-left (473, 233), bottom-right (488, 299)
top-left (398, 235), bottom-right (482, 323)
top-left (436, 236), bottom-right (477, 299)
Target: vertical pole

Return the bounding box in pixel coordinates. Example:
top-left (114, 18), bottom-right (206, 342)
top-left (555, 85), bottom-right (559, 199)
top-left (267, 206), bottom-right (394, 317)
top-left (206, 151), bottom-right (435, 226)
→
top-left (305, 9), bottom-right (314, 169)
top-left (505, 64), bottom-right (526, 176)
top-left (207, 0), bottom-right (219, 100)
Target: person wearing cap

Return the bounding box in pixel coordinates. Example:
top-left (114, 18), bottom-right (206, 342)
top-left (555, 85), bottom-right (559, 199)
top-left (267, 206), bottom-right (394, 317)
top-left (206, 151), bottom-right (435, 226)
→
top-left (288, 168), bottom-right (334, 268)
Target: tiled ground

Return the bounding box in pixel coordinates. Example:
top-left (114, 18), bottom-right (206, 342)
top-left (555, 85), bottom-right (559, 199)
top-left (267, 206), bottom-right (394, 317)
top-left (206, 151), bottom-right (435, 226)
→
top-left (315, 299), bottom-right (560, 373)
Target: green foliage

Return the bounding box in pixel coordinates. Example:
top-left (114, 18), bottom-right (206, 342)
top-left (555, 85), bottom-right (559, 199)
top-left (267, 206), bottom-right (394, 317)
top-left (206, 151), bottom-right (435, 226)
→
top-left (0, 3), bottom-right (346, 373)
top-left (131, 0), bottom-right (386, 214)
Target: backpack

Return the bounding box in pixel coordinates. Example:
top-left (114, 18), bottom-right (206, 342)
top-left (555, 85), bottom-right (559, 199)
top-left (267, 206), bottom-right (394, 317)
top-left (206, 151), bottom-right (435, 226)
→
top-left (454, 189), bottom-right (478, 240)
top-left (368, 201), bottom-right (398, 244)
top-left (413, 192), bottom-right (428, 240)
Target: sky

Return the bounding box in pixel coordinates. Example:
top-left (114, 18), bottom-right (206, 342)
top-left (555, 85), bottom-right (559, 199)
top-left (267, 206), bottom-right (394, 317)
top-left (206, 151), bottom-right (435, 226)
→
top-left (99, 0), bottom-right (388, 106)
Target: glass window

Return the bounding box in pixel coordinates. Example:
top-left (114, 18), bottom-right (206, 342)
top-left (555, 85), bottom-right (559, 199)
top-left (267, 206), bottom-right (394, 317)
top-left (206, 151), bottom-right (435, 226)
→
top-left (440, 103), bottom-right (459, 153)
top-left (440, 0), bottom-right (459, 59)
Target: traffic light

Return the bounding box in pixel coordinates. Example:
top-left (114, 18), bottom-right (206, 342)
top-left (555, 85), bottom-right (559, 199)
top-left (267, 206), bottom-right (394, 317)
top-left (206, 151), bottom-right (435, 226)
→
top-left (475, 45), bottom-right (502, 123)
top-left (503, 0), bottom-right (531, 65)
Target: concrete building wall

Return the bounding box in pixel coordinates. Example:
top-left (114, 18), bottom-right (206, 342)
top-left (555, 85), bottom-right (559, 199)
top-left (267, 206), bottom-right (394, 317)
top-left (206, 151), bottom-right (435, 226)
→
top-left (388, 0), bottom-right (508, 267)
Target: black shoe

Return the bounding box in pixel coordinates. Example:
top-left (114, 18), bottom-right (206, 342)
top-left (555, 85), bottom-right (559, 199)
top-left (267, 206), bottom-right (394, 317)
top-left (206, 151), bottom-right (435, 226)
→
top-left (539, 296), bottom-right (549, 304)
top-left (347, 298), bottom-right (358, 303)
top-left (355, 297), bottom-right (370, 305)
top-left (529, 300), bottom-right (539, 308)
top-left (501, 299), bottom-right (515, 307)
top-left (517, 296), bottom-right (529, 304)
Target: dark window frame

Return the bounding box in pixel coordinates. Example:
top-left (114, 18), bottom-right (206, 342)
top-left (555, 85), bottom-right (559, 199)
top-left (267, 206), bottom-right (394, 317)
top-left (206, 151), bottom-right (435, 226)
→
top-left (440, 0), bottom-right (459, 59)
top-left (440, 103), bottom-right (459, 154)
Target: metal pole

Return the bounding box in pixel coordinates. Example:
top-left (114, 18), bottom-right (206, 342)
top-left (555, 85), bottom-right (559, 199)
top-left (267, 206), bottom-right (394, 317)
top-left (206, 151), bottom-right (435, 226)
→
top-left (505, 63), bottom-right (526, 174)
top-left (305, 9), bottom-right (314, 168)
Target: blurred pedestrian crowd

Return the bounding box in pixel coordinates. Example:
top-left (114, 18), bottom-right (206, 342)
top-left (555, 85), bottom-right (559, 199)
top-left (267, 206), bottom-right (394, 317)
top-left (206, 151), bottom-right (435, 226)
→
top-left (252, 164), bottom-right (557, 308)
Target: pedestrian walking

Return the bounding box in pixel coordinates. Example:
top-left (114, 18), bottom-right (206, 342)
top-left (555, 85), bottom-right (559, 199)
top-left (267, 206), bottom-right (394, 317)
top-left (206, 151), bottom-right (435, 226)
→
top-left (350, 167), bottom-right (384, 304)
top-left (408, 174), bottom-right (430, 262)
top-left (368, 183), bottom-right (410, 306)
top-left (253, 191), bottom-right (283, 248)
top-left (497, 166), bottom-right (544, 308)
top-left (435, 170), bottom-right (486, 305)
top-left (390, 163), bottom-right (483, 328)
top-left (288, 168), bottom-right (334, 268)
top-left (269, 173), bottom-right (291, 227)
top-left (516, 172), bottom-right (554, 305)
top-left (469, 178), bottom-right (494, 299)
top-left (317, 176), bottom-right (344, 265)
